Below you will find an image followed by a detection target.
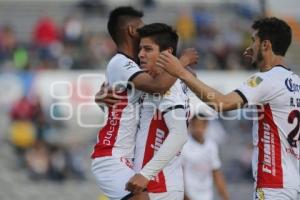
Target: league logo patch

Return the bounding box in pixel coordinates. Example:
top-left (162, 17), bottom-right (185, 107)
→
top-left (255, 188), bottom-right (265, 200)
top-left (247, 76), bottom-right (263, 88)
top-left (163, 90), bottom-right (171, 97)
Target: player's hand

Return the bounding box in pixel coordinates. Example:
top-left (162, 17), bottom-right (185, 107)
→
top-left (179, 48), bottom-right (199, 67)
top-left (157, 51), bottom-right (186, 78)
top-left (125, 173), bottom-right (149, 194)
top-left (95, 83), bottom-right (121, 108)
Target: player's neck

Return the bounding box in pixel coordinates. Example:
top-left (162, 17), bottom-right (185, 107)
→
top-left (259, 55), bottom-right (284, 72)
top-left (192, 135), bottom-right (205, 144)
top-left (118, 44), bottom-right (138, 62)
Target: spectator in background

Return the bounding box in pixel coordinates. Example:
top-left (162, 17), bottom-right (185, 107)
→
top-left (33, 16), bottom-right (59, 47)
top-left (62, 15), bottom-right (83, 47)
top-left (25, 140), bottom-right (50, 180)
top-left (0, 25), bottom-right (30, 71)
top-left (0, 25), bottom-right (17, 60)
top-left (33, 16), bottom-right (60, 69)
top-left (176, 8), bottom-right (196, 48)
top-left (182, 114), bottom-right (230, 200)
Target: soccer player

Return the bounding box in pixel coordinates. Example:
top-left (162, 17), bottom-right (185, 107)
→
top-left (91, 7), bottom-right (198, 200)
top-left (125, 23), bottom-right (191, 200)
top-left (157, 17), bottom-right (300, 200)
top-left (182, 114), bottom-right (229, 200)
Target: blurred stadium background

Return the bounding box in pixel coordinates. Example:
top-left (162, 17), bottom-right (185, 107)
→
top-left (0, 0), bottom-right (299, 199)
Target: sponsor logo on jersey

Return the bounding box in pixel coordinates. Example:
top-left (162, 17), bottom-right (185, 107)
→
top-left (285, 78), bottom-right (300, 93)
top-left (151, 128), bottom-right (165, 152)
top-left (124, 61), bottom-right (136, 70)
top-left (102, 110), bottom-right (120, 145)
top-left (262, 123), bottom-right (275, 175)
top-left (247, 76), bottom-right (263, 87)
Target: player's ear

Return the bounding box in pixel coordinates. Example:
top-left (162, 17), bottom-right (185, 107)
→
top-left (261, 40), bottom-right (271, 51)
top-left (128, 24), bottom-right (137, 38)
top-left (167, 47), bottom-right (173, 54)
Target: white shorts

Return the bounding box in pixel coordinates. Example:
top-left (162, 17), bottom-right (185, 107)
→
top-left (92, 156), bottom-right (135, 200)
top-left (149, 191), bottom-right (184, 200)
top-left (254, 188), bottom-right (299, 200)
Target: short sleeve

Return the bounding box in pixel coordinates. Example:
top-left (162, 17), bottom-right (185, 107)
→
top-left (210, 142), bottom-right (221, 170)
top-left (158, 83), bottom-right (185, 115)
top-left (107, 57), bottom-right (144, 89)
top-left (235, 73), bottom-right (273, 105)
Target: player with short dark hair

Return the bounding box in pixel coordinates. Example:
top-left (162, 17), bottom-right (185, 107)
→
top-left (125, 23), bottom-right (191, 200)
top-left (137, 23), bottom-right (179, 56)
top-left (158, 17), bottom-right (300, 200)
top-left (107, 6), bottom-right (144, 46)
top-left (91, 7), bottom-right (198, 200)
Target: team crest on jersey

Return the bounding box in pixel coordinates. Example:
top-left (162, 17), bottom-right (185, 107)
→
top-left (255, 188), bottom-right (265, 200)
top-left (247, 76), bottom-right (263, 87)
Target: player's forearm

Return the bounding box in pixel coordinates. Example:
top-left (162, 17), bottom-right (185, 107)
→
top-left (140, 109), bottom-right (188, 179)
top-left (213, 170), bottom-right (230, 200)
top-left (140, 129), bottom-right (187, 179)
top-left (179, 70), bottom-right (227, 112)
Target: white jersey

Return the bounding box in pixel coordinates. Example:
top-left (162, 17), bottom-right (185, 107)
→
top-left (181, 138), bottom-right (221, 200)
top-left (236, 66), bottom-right (300, 190)
top-left (134, 80), bottom-right (190, 193)
top-left (91, 53), bottom-right (143, 159)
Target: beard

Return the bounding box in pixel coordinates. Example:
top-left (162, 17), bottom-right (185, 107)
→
top-left (252, 48), bottom-right (264, 69)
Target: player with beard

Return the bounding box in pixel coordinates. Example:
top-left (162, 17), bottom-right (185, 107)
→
top-left (157, 17), bottom-right (300, 200)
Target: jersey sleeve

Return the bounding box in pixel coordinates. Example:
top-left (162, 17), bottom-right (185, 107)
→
top-left (107, 59), bottom-right (144, 89)
top-left (211, 142), bottom-right (221, 170)
top-left (158, 83), bottom-right (185, 115)
top-left (235, 73), bottom-right (274, 105)
top-left (139, 109), bottom-right (188, 180)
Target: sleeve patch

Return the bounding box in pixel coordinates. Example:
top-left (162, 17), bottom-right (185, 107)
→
top-left (247, 75), bottom-right (263, 87)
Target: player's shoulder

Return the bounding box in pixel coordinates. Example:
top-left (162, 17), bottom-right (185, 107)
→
top-left (161, 81), bottom-right (186, 105)
top-left (261, 65), bottom-right (293, 79)
top-left (205, 139), bottom-right (218, 151)
top-left (107, 53), bottom-right (139, 71)
top-left (182, 137), bottom-right (194, 153)
top-left (167, 80), bottom-right (188, 96)
top-left (246, 66), bottom-right (292, 88)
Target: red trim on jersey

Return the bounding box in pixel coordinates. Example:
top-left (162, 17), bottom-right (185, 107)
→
top-left (257, 104), bottom-right (283, 188)
top-left (91, 91), bottom-right (128, 158)
top-left (142, 110), bottom-right (169, 193)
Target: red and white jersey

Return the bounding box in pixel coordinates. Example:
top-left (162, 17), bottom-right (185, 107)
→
top-left (236, 66), bottom-right (300, 190)
top-left (134, 80), bottom-right (190, 193)
top-left (91, 53), bottom-right (143, 159)
top-left (182, 138), bottom-right (221, 200)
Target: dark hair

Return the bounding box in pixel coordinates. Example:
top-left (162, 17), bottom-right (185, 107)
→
top-left (107, 6), bottom-right (143, 45)
top-left (137, 23), bottom-right (178, 55)
top-left (252, 17), bottom-right (292, 56)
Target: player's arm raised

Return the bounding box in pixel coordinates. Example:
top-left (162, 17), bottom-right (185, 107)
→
top-left (131, 49), bottom-right (198, 94)
top-left (157, 52), bottom-right (244, 112)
